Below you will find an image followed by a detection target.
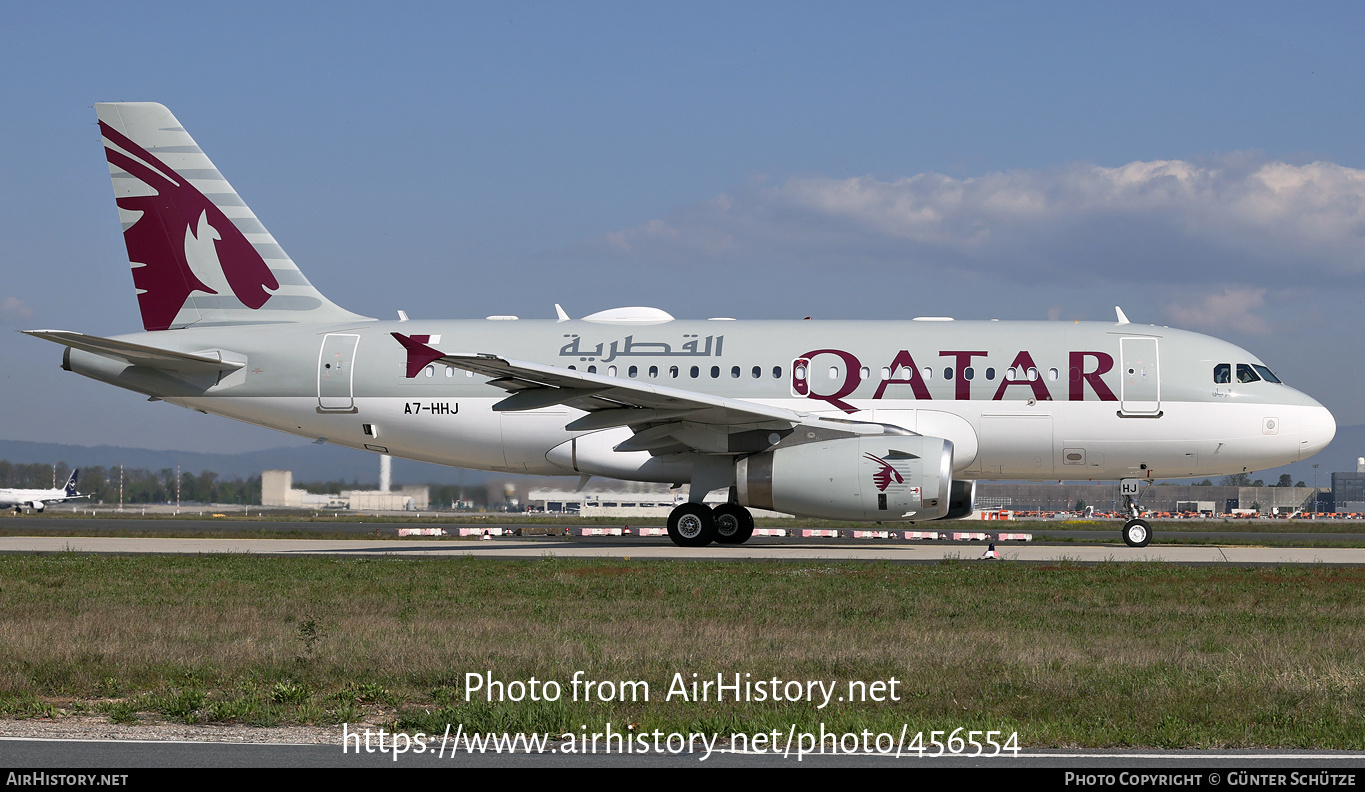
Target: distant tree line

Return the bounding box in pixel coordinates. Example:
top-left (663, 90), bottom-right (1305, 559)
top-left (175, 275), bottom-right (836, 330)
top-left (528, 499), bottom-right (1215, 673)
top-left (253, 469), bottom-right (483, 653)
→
top-left (1217, 473), bottom-right (1306, 488)
top-left (0, 461), bottom-right (261, 505)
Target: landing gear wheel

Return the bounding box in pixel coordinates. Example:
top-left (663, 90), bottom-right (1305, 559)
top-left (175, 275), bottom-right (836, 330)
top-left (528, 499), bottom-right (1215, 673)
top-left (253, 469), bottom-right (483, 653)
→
top-left (712, 504), bottom-right (755, 545)
top-left (668, 503), bottom-right (717, 547)
top-left (1122, 518), bottom-right (1152, 548)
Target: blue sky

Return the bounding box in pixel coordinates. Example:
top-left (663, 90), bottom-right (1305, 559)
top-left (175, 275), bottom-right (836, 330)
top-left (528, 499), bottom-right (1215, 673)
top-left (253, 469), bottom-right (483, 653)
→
top-left (2, 3), bottom-right (1363, 475)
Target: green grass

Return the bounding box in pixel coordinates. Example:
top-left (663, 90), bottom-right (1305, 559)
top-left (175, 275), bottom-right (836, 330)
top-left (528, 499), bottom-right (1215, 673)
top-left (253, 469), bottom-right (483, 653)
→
top-left (2, 554), bottom-right (1365, 746)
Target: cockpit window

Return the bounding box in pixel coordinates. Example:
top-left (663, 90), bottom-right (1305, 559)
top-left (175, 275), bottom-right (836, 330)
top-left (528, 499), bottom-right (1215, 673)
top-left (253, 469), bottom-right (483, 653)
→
top-left (1236, 364), bottom-right (1261, 384)
top-left (1252, 365), bottom-right (1282, 384)
top-left (1214, 363), bottom-right (1231, 384)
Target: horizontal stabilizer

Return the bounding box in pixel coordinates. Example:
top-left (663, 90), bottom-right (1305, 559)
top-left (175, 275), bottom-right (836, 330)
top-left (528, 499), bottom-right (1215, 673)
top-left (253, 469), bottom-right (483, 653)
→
top-left (23, 330), bottom-right (245, 375)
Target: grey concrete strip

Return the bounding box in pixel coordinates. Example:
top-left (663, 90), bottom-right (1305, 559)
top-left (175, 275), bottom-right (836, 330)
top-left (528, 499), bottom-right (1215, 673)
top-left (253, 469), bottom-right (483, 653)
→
top-left (3, 536), bottom-right (1365, 564)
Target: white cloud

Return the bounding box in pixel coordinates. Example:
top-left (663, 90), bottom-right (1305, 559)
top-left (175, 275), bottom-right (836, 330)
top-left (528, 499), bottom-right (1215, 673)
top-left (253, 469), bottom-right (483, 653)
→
top-left (0, 297), bottom-right (33, 324)
top-left (589, 155), bottom-right (1365, 289)
top-left (1165, 287), bottom-right (1272, 336)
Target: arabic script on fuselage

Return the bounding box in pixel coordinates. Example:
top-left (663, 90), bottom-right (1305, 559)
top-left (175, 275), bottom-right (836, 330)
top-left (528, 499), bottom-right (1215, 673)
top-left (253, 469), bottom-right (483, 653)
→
top-left (558, 334), bottom-right (724, 363)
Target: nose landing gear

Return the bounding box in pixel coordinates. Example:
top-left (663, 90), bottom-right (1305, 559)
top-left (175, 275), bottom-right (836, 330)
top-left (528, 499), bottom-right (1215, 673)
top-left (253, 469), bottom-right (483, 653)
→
top-left (1121, 479), bottom-right (1152, 547)
top-left (1122, 518), bottom-right (1152, 548)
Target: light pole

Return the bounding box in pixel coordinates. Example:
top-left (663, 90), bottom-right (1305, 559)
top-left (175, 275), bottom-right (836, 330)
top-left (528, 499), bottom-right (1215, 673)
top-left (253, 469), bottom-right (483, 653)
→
top-left (1313, 464), bottom-right (1320, 514)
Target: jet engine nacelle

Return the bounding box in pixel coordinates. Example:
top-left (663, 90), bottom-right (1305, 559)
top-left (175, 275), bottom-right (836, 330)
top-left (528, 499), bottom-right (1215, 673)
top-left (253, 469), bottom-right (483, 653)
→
top-left (31, 502), bottom-right (45, 513)
top-left (735, 435), bottom-right (953, 521)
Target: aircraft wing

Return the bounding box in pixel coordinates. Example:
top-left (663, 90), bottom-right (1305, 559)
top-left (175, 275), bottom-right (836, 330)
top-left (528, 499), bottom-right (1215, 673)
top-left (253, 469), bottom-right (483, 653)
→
top-left (24, 331), bottom-right (245, 375)
top-left (392, 333), bottom-right (895, 455)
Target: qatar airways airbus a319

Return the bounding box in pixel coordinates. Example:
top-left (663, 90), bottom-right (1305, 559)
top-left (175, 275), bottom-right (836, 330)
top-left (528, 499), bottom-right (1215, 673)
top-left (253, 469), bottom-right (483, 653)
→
top-left (25, 103), bottom-right (1336, 546)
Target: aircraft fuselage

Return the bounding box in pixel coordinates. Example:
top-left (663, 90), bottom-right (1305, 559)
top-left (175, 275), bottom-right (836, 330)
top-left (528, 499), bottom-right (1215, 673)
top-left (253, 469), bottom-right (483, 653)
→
top-left (62, 317), bottom-right (1334, 484)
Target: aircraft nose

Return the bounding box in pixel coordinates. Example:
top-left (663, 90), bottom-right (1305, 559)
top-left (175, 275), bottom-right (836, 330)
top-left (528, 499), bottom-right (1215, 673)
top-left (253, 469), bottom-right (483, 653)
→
top-left (1299, 399), bottom-right (1336, 461)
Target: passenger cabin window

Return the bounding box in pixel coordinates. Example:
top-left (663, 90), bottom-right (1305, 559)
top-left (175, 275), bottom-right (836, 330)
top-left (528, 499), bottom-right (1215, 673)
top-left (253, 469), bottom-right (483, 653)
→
top-left (985, 367), bottom-right (996, 380)
top-left (690, 365), bottom-right (699, 378)
top-left (669, 366), bottom-right (679, 378)
top-left (732, 366), bottom-right (741, 378)
top-left (1236, 364), bottom-right (1260, 384)
top-left (772, 366), bottom-right (782, 379)
top-left (1214, 364), bottom-right (1231, 384)
top-left (628, 365), bottom-right (638, 378)
top-left (649, 365), bottom-right (659, 378)
top-left (710, 366), bottom-right (720, 378)
top-left (752, 366), bottom-right (761, 379)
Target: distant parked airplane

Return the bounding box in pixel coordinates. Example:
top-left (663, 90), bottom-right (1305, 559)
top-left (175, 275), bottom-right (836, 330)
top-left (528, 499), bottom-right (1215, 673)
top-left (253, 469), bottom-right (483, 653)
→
top-left (25, 103), bottom-right (1336, 546)
top-left (0, 469), bottom-right (83, 513)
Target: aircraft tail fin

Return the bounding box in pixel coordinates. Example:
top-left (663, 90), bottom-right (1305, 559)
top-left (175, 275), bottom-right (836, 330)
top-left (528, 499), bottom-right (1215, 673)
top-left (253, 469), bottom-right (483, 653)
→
top-left (64, 469), bottom-right (79, 497)
top-left (95, 102), bottom-right (371, 331)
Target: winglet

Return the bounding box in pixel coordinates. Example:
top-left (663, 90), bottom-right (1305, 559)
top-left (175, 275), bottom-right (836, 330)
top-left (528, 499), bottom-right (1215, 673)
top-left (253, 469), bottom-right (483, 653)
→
top-left (1115, 306), bottom-right (1130, 325)
top-left (555, 304), bottom-right (570, 323)
top-left (390, 333), bottom-right (446, 378)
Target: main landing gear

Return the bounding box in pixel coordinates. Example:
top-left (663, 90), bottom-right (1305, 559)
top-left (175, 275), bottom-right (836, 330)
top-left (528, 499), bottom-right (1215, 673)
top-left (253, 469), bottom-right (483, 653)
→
top-left (666, 502), bottom-right (755, 547)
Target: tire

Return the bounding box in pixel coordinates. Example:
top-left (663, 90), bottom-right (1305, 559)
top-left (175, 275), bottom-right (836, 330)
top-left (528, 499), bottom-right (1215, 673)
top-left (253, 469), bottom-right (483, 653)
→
top-left (667, 503), bottom-right (717, 547)
top-left (1122, 518), bottom-right (1152, 548)
top-left (712, 504), bottom-right (755, 545)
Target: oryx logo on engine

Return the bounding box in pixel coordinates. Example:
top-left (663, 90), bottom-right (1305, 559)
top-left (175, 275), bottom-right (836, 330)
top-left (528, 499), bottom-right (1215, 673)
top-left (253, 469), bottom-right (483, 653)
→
top-left (863, 453), bottom-right (904, 492)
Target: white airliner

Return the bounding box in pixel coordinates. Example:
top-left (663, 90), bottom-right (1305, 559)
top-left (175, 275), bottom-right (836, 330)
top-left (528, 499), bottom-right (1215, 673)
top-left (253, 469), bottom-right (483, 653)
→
top-left (0, 469), bottom-right (83, 513)
top-left (25, 103), bottom-right (1336, 547)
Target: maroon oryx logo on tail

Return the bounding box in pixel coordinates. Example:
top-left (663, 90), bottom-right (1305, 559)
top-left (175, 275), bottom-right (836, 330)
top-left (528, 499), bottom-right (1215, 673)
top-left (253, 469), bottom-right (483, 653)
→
top-left (100, 121), bottom-right (279, 331)
top-left (863, 453), bottom-right (905, 492)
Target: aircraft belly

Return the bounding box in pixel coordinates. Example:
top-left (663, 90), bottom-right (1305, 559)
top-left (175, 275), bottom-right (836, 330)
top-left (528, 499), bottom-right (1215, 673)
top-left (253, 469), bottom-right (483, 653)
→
top-left (978, 414), bottom-right (1054, 478)
top-left (171, 393), bottom-right (1313, 486)
top-left (499, 408), bottom-right (578, 474)
top-left (1049, 401), bottom-right (1305, 479)
top-left (179, 396), bottom-right (543, 474)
